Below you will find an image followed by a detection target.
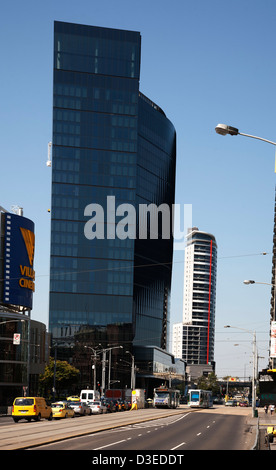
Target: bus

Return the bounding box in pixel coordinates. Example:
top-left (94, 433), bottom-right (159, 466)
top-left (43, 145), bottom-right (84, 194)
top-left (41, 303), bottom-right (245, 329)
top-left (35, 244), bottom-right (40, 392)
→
top-left (188, 389), bottom-right (213, 408)
top-left (153, 387), bottom-right (180, 409)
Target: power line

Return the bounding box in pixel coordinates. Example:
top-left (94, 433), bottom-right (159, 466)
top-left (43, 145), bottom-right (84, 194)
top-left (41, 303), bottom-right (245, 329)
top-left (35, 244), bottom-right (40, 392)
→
top-left (0, 250), bottom-right (271, 283)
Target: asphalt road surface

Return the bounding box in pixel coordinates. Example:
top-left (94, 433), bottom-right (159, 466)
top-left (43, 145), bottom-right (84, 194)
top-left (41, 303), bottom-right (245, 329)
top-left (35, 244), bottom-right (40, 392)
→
top-left (28, 410), bottom-right (254, 451)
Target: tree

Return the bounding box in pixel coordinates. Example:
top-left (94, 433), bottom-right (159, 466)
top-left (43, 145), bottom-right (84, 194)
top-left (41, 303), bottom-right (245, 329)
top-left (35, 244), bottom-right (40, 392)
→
top-left (197, 372), bottom-right (220, 396)
top-left (39, 357), bottom-right (80, 399)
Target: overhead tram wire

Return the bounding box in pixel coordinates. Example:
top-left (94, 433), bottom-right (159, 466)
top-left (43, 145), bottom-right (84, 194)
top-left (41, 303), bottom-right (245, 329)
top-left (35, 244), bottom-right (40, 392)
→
top-left (0, 251), bottom-right (271, 283)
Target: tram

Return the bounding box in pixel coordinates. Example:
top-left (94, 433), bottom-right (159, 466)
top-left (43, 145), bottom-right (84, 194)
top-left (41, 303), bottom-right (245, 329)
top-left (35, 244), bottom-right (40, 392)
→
top-left (153, 387), bottom-right (180, 409)
top-left (188, 389), bottom-right (213, 408)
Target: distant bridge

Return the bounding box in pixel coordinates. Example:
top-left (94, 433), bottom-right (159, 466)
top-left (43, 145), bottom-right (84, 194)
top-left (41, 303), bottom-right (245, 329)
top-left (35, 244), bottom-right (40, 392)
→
top-left (218, 379), bottom-right (252, 390)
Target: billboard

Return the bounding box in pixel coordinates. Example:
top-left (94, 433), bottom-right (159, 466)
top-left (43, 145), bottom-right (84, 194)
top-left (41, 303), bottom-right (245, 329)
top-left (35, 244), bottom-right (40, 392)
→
top-left (2, 212), bottom-right (35, 309)
top-left (270, 321), bottom-right (276, 359)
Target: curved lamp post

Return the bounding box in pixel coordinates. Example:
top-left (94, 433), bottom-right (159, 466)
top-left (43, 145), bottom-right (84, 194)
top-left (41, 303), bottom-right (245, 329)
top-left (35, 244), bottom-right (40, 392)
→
top-left (126, 351), bottom-right (136, 390)
top-left (215, 124), bottom-right (276, 146)
top-left (224, 325), bottom-right (257, 418)
top-left (243, 280), bottom-right (272, 286)
top-left (215, 123), bottom-right (276, 373)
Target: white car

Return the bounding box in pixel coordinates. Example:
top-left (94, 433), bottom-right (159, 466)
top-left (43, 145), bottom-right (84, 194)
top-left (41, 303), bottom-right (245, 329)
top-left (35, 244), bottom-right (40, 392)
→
top-left (69, 401), bottom-right (91, 416)
top-left (88, 400), bottom-right (107, 414)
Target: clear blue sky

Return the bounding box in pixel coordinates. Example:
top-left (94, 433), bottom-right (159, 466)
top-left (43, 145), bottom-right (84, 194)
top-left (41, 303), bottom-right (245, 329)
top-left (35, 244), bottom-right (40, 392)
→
top-left (1, 0), bottom-right (276, 377)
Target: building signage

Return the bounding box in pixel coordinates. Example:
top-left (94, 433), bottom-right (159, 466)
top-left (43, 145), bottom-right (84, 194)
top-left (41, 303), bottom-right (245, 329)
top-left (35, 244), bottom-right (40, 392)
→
top-left (3, 212), bottom-right (35, 309)
top-left (270, 321), bottom-right (276, 358)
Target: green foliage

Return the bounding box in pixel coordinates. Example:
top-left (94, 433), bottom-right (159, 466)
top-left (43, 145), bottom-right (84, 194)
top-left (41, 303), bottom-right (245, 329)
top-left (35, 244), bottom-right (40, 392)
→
top-left (39, 357), bottom-right (80, 398)
top-left (197, 372), bottom-right (220, 396)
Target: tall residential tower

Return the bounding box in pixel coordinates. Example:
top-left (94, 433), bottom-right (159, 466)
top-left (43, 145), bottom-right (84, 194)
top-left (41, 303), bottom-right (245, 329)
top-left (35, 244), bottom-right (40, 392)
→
top-left (173, 228), bottom-right (217, 374)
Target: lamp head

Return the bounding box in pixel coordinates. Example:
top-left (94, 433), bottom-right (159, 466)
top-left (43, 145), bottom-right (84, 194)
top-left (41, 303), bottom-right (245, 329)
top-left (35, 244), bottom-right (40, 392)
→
top-left (215, 123), bottom-right (239, 136)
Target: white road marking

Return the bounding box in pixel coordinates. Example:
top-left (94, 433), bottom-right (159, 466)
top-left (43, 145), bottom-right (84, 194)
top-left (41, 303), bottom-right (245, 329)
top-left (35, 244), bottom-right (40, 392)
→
top-left (94, 439), bottom-right (126, 450)
top-left (171, 442), bottom-right (186, 450)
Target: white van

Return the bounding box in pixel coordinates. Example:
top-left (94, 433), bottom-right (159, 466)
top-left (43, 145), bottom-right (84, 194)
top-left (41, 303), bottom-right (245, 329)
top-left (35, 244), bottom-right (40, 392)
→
top-left (80, 389), bottom-right (100, 403)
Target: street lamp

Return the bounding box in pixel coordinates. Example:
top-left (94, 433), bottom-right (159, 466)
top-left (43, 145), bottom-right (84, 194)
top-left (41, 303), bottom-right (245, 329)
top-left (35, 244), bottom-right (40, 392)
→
top-left (86, 345), bottom-right (123, 393)
top-left (243, 279), bottom-right (276, 369)
top-left (215, 124), bottom-right (276, 146)
top-left (126, 351), bottom-right (136, 390)
top-left (85, 346), bottom-right (102, 392)
top-left (243, 280), bottom-right (272, 286)
top-left (224, 325), bottom-right (257, 418)
top-left (105, 345), bottom-right (123, 390)
top-left (216, 123), bottom-right (276, 374)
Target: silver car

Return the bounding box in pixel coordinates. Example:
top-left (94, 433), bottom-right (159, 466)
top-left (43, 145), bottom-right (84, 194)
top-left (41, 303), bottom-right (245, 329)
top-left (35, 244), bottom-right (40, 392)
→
top-left (69, 401), bottom-right (91, 416)
top-left (87, 400), bottom-right (107, 414)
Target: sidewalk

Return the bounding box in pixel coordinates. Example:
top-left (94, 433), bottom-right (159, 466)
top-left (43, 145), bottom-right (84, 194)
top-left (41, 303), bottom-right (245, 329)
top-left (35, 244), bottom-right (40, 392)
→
top-left (253, 408), bottom-right (276, 450)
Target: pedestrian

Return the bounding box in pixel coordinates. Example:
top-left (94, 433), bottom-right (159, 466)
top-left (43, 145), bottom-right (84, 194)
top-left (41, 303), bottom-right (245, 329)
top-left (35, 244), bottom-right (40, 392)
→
top-left (270, 404), bottom-right (275, 415)
top-left (264, 404), bottom-right (268, 414)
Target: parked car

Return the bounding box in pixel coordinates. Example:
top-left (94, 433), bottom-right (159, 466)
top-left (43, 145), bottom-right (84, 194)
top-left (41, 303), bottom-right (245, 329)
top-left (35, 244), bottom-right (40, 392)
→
top-left (225, 399), bottom-right (237, 407)
top-left (124, 400), bottom-right (132, 410)
top-left (80, 389), bottom-right (100, 403)
top-left (51, 401), bottom-right (75, 419)
top-left (88, 400), bottom-right (107, 414)
top-left (103, 399), bottom-right (116, 412)
top-left (69, 401), bottom-right (91, 415)
top-left (119, 399), bottom-right (127, 411)
top-left (213, 397), bottom-right (223, 405)
top-left (12, 397), bottom-right (53, 423)
top-left (179, 396), bottom-right (187, 404)
top-left (239, 401), bottom-right (249, 407)
top-left (114, 399), bottom-right (126, 411)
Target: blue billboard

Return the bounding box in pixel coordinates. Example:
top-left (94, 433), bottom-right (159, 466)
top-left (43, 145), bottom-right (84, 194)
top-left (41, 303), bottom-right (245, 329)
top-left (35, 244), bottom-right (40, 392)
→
top-left (3, 212), bottom-right (35, 309)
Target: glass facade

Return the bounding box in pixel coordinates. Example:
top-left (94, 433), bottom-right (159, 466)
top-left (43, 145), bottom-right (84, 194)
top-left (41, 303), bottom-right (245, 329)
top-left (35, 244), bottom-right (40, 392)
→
top-left (49, 22), bottom-right (176, 388)
top-left (0, 312), bottom-right (50, 406)
top-left (133, 94), bottom-right (176, 348)
top-left (0, 314), bottom-right (29, 387)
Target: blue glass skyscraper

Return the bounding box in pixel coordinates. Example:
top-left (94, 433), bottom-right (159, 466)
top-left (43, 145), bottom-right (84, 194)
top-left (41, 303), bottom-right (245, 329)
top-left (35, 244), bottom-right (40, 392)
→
top-left (49, 21), bottom-right (177, 390)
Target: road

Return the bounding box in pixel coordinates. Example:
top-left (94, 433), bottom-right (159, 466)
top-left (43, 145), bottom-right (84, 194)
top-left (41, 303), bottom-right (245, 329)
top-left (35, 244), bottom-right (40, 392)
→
top-left (0, 406), bottom-right (256, 451)
top-left (28, 409), bottom-right (253, 451)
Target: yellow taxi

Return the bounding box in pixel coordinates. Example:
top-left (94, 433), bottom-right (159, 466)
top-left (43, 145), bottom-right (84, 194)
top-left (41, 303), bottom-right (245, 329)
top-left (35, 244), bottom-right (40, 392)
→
top-left (267, 426), bottom-right (276, 443)
top-left (51, 401), bottom-right (75, 419)
top-left (67, 396), bottom-right (80, 402)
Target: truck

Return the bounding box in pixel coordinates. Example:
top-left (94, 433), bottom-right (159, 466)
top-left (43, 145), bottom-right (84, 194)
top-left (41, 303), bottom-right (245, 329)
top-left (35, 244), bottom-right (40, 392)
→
top-left (131, 389), bottom-right (145, 409)
top-left (105, 389), bottom-right (145, 409)
top-left (105, 389), bottom-right (129, 400)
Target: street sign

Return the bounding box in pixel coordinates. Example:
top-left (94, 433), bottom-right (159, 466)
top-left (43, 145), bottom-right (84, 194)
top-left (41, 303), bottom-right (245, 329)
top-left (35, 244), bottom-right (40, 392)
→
top-left (13, 333), bottom-right (21, 345)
